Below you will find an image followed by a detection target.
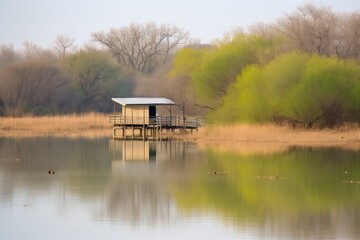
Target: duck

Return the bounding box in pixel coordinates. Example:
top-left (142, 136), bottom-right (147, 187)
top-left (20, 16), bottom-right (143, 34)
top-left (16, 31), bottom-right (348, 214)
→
top-left (48, 170), bottom-right (55, 175)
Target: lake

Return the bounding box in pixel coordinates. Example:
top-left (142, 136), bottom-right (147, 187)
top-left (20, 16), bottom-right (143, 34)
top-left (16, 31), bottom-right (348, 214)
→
top-left (1, 137), bottom-right (360, 239)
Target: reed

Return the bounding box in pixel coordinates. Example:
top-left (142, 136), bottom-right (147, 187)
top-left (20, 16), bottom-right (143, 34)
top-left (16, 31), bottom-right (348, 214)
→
top-left (0, 113), bottom-right (112, 138)
top-left (193, 123), bottom-right (360, 153)
top-left (1, 114), bottom-right (360, 152)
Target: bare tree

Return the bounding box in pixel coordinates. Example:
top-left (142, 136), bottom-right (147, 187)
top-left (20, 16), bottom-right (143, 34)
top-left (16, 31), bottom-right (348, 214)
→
top-left (277, 4), bottom-right (338, 56)
top-left (335, 12), bottom-right (360, 59)
top-left (92, 22), bottom-right (189, 73)
top-left (22, 41), bottom-right (43, 59)
top-left (248, 23), bottom-right (280, 40)
top-left (0, 44), bottom-right (18, 67)
top-left (1, 60), bottom-right (66, 115)
top-left (54, 35), bottom-right (75, 58)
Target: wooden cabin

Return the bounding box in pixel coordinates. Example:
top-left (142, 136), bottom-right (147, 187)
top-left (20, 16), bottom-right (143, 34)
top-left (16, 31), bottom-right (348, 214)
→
top-left (109, 97), bottom-right (199, 140)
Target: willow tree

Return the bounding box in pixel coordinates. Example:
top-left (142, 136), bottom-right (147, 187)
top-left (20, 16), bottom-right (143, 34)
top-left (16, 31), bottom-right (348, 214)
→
top-left (211, 51), bottom-right (360, 127)
top-left (190, 34), bottom-right (282, 110)
top-left (167, 44), bottom-right (211, 113)
top-left (287, 55), bottom-right (360, 127)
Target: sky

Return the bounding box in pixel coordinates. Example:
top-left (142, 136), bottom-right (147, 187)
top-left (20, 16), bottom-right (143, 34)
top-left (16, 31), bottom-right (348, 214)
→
top-left (1, 0), bottom-right (360, 50)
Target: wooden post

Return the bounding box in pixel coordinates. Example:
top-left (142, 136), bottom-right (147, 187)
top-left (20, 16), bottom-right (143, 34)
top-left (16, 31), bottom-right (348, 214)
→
top-left (143, 106), bottom-right (145, 140)
top-left (170, 105), bottom-right (172, 127)
top-left (131, 107), bottom-right (134, 139)
top-left (131, 107), bottom-right (134, 125)
top-left (159, 116), bottom-right (162, 140)
top-left (124, 105), bottom-right (127, 139)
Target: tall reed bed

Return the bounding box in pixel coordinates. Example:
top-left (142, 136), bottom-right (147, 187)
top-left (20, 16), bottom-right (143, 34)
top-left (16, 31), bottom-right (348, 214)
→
top-left (195, 123), bottom-right (360, 152)
top-left (0, 113), bottom-right (111, 138)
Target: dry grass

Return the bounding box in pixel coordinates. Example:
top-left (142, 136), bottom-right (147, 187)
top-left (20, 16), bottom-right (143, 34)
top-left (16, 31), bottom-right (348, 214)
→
top-left (1, 115), bottom-right (360, 153)
top-left (191, 123), bottom-right (360, 154)
top-left (0, 113), bottom-right (112, 138)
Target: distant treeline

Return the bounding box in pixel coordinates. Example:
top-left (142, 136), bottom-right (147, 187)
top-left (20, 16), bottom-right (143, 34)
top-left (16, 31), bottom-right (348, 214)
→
top-left (0, 23), bottom-right (189, 116)
top-left (1, 4), bottom-right (360, 128)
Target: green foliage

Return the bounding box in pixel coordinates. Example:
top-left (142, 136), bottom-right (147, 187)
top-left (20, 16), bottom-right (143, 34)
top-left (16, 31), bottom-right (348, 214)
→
top-left (193, 35), bottom-right (281, 108)
top-left (168, 47), bottom-right (207, 80)
top-left (211, 52), bottom-right (360, 126)
top-left (169, 34), bottom-right (282, 110)
top-left (288, 56), bottom-right (360, 126)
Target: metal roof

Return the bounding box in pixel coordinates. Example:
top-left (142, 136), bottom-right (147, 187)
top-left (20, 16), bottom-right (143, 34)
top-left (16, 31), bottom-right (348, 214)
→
top-left (111, 97), bottom-right (175, 106)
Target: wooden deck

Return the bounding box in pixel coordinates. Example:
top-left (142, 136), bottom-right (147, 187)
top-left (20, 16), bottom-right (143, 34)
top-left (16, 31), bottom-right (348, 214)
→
top-left (109, 115), bottom-right (201, 140)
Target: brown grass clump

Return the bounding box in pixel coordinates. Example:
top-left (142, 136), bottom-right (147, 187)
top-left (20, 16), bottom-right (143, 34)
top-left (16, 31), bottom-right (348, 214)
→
top-left (0, 113), bottom-right (112, 138)
top-left (192, 123), bottom-right (360, 153)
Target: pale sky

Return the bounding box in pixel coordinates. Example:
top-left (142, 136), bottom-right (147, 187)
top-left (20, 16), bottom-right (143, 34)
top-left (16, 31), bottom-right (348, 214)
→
top-left (1, 0), bottom-right (360, 49)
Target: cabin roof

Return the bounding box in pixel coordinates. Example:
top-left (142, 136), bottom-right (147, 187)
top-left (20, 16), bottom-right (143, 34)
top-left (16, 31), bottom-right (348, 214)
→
top-left (111, 97), bottom-right (175, 106)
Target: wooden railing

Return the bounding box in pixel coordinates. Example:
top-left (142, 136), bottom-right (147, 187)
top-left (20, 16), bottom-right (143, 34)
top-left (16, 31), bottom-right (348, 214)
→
top-left (109, 115), bottom-right (201, 129)
top-left (109, 115), bottom-right (146, 125)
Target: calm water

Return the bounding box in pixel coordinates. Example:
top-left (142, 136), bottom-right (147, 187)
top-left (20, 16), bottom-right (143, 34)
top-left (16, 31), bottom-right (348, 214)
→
top-left (1, 137), bottom-right (360, 239)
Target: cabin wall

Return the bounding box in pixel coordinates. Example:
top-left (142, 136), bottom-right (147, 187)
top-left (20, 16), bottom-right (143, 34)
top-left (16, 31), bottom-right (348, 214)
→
top-left (124, 105), bottom-right (149, 125)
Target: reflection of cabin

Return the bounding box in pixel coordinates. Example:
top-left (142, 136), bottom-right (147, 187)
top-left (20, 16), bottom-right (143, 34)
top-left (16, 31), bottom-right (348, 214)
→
top-left (122, 141), bottom-right (156, 161)
top-left (109, 97), bottom-right (200, 140)
top-left (109, 140), bottom-right (189, 164)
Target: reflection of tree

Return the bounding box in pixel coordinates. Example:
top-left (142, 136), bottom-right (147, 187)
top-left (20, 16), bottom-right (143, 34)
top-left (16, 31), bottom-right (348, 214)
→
top-left (0, 137), bottom-right (112, 200)
top-left (171, 147), bottom-right (360, 239)
top-left (98, 175), bottom-right (175, 226)
top-left (258, 209), bottom-right (360, 239)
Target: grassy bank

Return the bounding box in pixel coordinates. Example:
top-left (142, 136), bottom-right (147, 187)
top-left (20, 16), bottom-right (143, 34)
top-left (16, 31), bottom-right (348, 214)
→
top-left (191, 123), bottom-right (360, 153)
top-left (0, 113), bottom-right (111, 138)
top-left (1, 115), bottom-right (359, 152)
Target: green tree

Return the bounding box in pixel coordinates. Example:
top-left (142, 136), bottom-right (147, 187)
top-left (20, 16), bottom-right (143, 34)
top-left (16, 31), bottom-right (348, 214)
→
top-left (191, 34), bottom-right (281, 109)
top-left (287, 55), bottom-right (360, 127)
top-left (167, 45), bottom-right (211, 114)
top-left (211, 52), bottom-right (360, 127)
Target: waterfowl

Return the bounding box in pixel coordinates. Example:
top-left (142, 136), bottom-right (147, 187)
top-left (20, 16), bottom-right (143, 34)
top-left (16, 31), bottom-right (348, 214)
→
top-left (48, 170), bottom-right (55, 175)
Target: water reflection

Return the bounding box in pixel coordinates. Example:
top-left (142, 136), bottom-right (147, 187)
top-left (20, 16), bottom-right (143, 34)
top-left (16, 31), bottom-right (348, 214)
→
top-left (104, 140), bottom-right (198, 225)
top-left (171, 147), bottom-right (360, 239)
top-left (1, 137), bottom-right (360, 239)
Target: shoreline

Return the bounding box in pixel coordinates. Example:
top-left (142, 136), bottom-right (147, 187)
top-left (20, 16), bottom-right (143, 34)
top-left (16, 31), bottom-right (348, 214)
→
top-left (188, 124), bottom-right (360, 153)
top-left (1, 115), bottom-right (360, 152)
